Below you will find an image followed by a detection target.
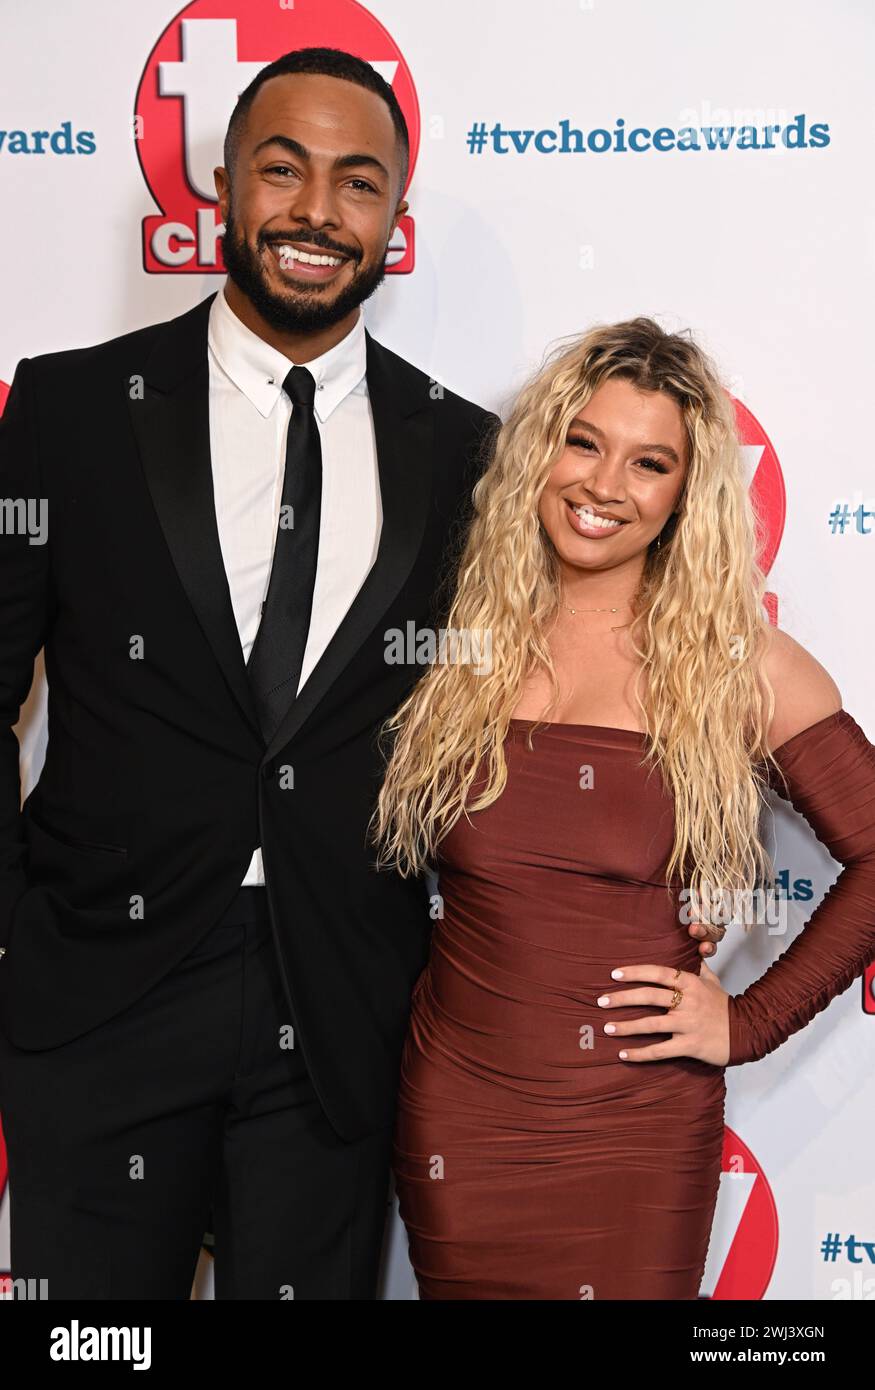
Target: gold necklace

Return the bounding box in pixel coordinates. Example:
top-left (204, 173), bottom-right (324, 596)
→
top-left (563, 602), bottom-right (624, 615)
top-left (561, 598), bottom-right (633, 632)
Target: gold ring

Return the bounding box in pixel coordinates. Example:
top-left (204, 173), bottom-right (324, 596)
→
top-left (668, 970), bottom-right (683, 1009)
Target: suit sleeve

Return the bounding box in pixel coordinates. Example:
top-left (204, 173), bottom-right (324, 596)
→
top-left (464, 408), bottom-right (501, 507)
top-left (431, 407), bottom-right (501, 628)
top-left (0, 357), bottom-right (53, 948)
top-left (727, 710), bottom-right (875, 1064)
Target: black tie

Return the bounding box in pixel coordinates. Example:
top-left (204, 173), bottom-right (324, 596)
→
top-left (246, 365), bottom-right (322, 743)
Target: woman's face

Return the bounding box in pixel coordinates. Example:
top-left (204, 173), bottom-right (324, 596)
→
top-left (538, 376), bottom-right (688, 574)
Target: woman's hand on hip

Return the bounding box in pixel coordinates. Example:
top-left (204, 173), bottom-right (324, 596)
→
top-left (596, 960), bottom-right (730, 1066)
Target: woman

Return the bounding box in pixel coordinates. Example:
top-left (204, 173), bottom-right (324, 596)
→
top-left (369, 317), bottom-right (875, 1300)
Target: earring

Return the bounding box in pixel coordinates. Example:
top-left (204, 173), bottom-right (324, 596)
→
top-left (656, 532), bottom-right (662, 550)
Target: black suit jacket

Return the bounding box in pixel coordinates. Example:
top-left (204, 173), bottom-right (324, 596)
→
top-left (0, 292), bottom-right (499, 1141)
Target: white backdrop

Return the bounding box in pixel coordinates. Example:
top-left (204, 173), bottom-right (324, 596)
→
top-left (1, 0), bottom-right (873, 1300)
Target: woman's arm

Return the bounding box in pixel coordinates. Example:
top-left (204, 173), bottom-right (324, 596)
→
top-left (727, 633), bottom-right (875, 1064)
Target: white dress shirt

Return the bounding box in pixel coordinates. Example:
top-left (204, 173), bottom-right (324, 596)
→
top-left (207, 287), bottom-right (382, 886)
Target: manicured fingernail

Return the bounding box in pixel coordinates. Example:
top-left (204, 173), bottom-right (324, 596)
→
top-left (619, 1050), bottom-right (628, 1059)
top-left (611, 969), bottom-right (624, 979)
top-left (597, 995), bottom-right (610, 1006)
top-left (604, 1024), bottom-right (616, 1034)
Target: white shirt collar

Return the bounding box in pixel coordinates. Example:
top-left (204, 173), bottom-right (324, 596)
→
top-left (208, 284), bottom-right (367, 423)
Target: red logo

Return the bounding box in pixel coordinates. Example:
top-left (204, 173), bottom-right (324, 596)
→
top-left (704, 1126), bottom-right (779, 1299)
top-left (135, 0), bottom-right (420, 274)
top-left (0, 1111), bottom-right (9, 1289)
top-left (864, 963), bottom-right (875, 1014)
top-left (731, 395), bottom-right (786, 624)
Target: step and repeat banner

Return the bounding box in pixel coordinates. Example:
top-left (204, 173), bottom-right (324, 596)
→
top-left (0, 0), bottom-right (872, 1301)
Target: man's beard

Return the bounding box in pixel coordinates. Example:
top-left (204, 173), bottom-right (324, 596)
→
top-left (221, 204), bottom-right (389, 334)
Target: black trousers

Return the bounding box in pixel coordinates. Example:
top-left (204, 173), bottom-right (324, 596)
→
top-left (0, 887), bottom-right (394, 1299)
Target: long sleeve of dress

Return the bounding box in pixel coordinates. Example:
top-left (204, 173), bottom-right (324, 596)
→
top-left (727, 709), bottom-right (875, 1066)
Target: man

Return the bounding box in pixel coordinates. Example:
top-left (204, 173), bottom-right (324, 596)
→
top-left (0, 46), bottom-right (719, 1300)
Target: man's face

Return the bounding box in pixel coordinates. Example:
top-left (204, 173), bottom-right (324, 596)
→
top-left (215, 72), bottom-right (408, 334)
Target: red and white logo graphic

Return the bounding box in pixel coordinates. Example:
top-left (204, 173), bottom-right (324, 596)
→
top-left (704, 1126), bottom-right (779, 1299)
top-left (0, 1113), bottom-right (10, 1290)
top-left (135, 0), bottom-right (420, 274)
top-left (731, 395), bottom-right (786, 622)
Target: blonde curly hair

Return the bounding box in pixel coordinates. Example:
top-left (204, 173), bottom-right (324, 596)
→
top-left (368, 317), bottom-right (785, 923)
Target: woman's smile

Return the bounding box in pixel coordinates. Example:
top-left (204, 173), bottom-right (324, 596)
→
top-left (565, 497), bottom-right (631, 539)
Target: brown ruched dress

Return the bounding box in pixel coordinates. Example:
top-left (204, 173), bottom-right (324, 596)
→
top-left (392, 709), bottom-right (875, 1300)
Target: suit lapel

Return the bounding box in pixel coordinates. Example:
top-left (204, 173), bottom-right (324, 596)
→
top-left (127, 296), bottom-right (434, 761)
top-left (126, 292), bottom-right (263, 742)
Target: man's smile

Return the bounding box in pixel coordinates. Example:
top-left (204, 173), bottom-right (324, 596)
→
top-left (264, 239), bottom-right (353, 284)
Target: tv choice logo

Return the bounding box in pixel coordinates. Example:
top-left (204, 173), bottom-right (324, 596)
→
top-left (705, 1126), bottom-right (778, 1299)
top-left (135, 0), bottom-right (420, 274)
top-left (729, 394), bottom-right (785, 610)
top-left (0, 1112), bottom-right (9, 1292)
top-left (864, 962), bottom-right (875, 1015)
